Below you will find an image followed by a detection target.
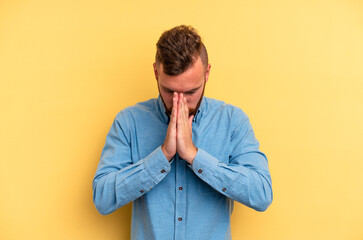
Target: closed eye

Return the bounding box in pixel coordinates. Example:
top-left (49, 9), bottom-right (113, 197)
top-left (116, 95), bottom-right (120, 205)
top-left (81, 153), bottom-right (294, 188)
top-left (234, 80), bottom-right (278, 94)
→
top-left (162, 88), bottom-right (175, 94)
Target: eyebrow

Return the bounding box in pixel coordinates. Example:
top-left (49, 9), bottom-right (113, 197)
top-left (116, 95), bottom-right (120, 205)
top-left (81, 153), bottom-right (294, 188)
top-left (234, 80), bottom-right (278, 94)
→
top-left (161, 84), bottom-right (203, 94)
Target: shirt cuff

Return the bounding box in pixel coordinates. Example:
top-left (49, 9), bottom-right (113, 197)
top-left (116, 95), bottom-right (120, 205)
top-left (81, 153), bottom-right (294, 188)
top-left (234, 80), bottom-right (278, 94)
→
top-left (190, 148), bottom-right (219, 178)
top-left (143, 146), bottom-right (172, 183)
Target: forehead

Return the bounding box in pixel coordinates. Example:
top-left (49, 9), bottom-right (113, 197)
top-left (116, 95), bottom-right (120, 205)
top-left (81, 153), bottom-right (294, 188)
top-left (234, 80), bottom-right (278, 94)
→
top-left (158, 57), bottom-right (205, 92)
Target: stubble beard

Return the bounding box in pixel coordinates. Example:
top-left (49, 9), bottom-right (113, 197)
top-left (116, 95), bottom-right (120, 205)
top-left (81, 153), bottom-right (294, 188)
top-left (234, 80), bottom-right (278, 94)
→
top-left (159, 82), bottom-right (205, 117)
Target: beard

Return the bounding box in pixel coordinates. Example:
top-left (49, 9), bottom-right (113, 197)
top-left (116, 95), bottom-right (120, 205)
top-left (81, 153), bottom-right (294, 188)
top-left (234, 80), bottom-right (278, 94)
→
top-left (159, 82), bottom-right (205, 117)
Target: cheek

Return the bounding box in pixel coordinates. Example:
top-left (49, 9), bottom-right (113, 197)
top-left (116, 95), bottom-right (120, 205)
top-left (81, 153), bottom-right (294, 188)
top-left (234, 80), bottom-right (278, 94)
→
top-left (186, 95), bottom-right (200, 108)
top-left (161, 93), bottom-right (173, 108)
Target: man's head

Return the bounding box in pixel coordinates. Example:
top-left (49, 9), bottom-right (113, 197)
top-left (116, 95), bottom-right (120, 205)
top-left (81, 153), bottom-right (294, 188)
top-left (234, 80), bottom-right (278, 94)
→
top-left (153, 25), bottom-right (211, 116)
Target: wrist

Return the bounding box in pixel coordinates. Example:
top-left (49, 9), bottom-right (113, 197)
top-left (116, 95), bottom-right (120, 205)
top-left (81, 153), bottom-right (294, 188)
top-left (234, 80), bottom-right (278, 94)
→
top-left (185, 146), bottom-right (198, 164)
top-left (161, 145), bottom-right (174, 162)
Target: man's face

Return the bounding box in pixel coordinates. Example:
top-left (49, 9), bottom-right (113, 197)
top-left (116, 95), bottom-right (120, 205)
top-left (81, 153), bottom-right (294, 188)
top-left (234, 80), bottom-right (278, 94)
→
top-left (153, 56), bottom-right (211, 116)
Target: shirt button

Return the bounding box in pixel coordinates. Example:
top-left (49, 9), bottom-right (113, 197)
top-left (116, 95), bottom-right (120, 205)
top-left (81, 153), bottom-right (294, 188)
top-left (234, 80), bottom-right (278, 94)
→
top-left (222, 188), bottom-right (226, 192)
top-left (140, 190), bottom-right (144, 193)
top-left (178, 217), bottom-right (182, 221)
top-left (198, 169), bottom-right (202, 173)
top-left (161, 169), bottom-right (165, 173)
top-left (179, 187), bottom-right (183, 190)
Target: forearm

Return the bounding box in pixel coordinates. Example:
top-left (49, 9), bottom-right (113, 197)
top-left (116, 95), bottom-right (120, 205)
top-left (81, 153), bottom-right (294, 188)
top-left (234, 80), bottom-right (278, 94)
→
top-left (191, 148), bottom-right (273, 212)
top-left (92, 146), bottom-right (171, 215)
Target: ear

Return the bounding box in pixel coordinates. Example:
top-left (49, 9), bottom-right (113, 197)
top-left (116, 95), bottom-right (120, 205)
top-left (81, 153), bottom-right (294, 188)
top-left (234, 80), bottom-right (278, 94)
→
top-left (205, 64), bottom-right (211, 83)
top-left (153, 62), bottom-right (158, 81)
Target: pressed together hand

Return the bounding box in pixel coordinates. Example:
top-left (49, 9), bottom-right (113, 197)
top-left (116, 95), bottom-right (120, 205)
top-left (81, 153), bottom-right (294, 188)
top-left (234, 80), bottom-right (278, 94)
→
top-left (161, 92), bottom-right (198, 164)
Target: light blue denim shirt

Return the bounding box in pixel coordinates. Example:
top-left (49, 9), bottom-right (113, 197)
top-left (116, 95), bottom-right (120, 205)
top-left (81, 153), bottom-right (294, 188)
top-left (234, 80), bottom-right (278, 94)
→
top-left (93, 96), bottom-right (273, 240)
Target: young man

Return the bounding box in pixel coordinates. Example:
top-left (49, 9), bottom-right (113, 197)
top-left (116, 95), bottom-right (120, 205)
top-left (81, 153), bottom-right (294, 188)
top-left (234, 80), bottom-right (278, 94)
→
top-left (93, 25), bottom-right (273, 240)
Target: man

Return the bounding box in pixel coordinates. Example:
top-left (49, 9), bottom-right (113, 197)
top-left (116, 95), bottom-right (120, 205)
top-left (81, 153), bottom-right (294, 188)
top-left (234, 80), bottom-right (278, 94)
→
top-left (93, 25), bottom-right (272, 240)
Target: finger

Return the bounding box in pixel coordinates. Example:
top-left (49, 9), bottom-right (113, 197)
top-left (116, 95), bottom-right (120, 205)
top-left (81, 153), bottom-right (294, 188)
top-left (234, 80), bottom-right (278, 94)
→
top-left (182, 94), bottom-right (188, 120)
top-left (173, 92), bottom-right (178, 109)
top-left (183, 97), bottom-right (189, 116)
top-left (175, 92), bottom-right (180, 119)
top-left (178, 93), bottom-right (184, 121)
top-left (188, 115), bottom-right (194, 129)
top-left (170, 93), bottom-right (178, 125)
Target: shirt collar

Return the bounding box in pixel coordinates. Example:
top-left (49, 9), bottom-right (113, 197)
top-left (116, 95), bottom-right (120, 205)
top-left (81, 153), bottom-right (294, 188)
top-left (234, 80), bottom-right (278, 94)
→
top-left (156, 95), bottom-right (208, 124)
top-left (193, 96), bottom-right (207, 123)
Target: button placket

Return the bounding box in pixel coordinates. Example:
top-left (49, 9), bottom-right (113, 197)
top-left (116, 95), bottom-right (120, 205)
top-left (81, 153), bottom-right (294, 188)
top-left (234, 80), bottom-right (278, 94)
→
top-left (174, 154), bottom-right (186, 239)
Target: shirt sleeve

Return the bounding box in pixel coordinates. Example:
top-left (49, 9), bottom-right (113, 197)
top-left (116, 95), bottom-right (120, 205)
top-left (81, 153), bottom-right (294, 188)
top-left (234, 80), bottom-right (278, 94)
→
top-left (92, 111), bottom-right (171, 215)
top-left (191, 108), bottom-right (273, 212)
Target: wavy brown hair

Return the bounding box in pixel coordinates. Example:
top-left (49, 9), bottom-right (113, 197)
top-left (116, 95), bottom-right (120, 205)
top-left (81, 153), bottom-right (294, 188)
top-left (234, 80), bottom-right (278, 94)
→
top-left (155, 25), bottom-right (208, 76)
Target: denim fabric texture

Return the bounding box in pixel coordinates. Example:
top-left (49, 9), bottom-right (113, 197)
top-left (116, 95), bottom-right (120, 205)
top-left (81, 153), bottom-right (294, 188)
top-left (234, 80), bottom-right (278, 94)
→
top-left (93, 96), bottom-right (273, 240)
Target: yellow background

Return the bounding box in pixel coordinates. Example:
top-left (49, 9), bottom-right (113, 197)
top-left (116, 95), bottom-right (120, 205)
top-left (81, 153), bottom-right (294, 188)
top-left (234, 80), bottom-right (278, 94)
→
top-left (1, 0), bottom-right (362, 239)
